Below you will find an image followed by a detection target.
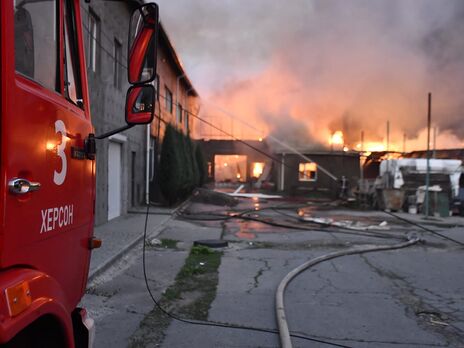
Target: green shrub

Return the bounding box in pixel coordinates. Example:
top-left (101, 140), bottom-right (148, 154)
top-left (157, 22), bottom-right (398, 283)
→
top-left (159, 124), bottom-right (182, 205)
top-left (159, 125), bottom-right (204, 204)
top-left (191, 245), bottom-right (214, 255)
top-left (187, 136), bottom-right (200, 188)
top-left (177, 129), bottom-right (192, 197)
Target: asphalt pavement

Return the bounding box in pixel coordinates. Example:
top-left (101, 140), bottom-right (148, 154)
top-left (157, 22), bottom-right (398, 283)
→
top-left (82, 198), bottom-right (464, 348)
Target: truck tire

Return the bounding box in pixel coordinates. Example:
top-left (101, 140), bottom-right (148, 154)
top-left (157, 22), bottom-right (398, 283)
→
top-left (2, 315), bottom-right (66, 348)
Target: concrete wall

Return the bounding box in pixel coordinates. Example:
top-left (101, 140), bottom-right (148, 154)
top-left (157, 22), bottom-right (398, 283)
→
top-left (81, 2), bottom-right (146, 225)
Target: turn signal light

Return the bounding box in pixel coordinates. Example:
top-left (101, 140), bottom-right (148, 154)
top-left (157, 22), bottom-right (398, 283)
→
top-left (5, 281), bottom-right (32, 317)
top-left (89, 237), bottom-right (102, 250)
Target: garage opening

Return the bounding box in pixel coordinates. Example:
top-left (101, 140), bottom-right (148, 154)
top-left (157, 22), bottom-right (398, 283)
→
top-left (108, 141), bottom-right (122, 220)
top-left (214, 155), bottom-right (247, 183)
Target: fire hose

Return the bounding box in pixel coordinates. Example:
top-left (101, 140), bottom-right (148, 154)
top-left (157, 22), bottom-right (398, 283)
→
top-left (275, 235), bottom-right (421, 348)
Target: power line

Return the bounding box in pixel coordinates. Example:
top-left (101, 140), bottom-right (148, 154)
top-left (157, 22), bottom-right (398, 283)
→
top-left (384, 211), bottom-right (464, 247)
top-left (80, 4), bottom-right (129, 62)
top-left (79, 5), bottom-right (128, 70)
top-left (141, 205), bottom-right (353, 348)
top-left (204, 100), bottom-right (339, 181)
top-left (155, 91), bottom-right (302, 173)
top-left (77, 7), bottom-right (325, 179)
top-left (81, 22), bottom-right (128, 70)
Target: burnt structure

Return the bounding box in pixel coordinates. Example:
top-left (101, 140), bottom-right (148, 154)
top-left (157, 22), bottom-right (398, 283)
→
top-left (405, 149), bottom-right (464, 162)
top-left (198, 140), bottom-right (361, 197)
top-left (274, 151), bottom-right (360, 198)
top-left (198, 139), bottom-right (271, 183)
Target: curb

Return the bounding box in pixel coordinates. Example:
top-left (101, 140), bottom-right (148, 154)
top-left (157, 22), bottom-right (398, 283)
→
top-left (88, 198), bottom-right (192, 283)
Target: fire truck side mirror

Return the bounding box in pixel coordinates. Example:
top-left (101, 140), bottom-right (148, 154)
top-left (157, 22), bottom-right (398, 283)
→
top-left (127, 3), bottom-right (159, 85)
top-left (125, 85), bottom-right (155, 125)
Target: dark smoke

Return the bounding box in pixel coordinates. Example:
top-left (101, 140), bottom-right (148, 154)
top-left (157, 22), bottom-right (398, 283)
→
top-left (156, 0), bottom-right (464, 149)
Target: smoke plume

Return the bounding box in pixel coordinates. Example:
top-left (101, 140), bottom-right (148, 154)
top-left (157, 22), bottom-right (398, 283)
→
top-left (156, 0), bottom-right (464, 150)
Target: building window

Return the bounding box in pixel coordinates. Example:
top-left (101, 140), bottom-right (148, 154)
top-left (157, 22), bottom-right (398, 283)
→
top-left (88, 9), bottom-right (100, 73)
top-left (299, 162), bottom-right (317, 181)
top-left (176, 103), bottom-right (183, 124)
top-left (165, 86), bottom-right (172, 113)
top-left (113, 39), bottom-right (122, 89)
top-left (14, 0), bottom-right (58, 91)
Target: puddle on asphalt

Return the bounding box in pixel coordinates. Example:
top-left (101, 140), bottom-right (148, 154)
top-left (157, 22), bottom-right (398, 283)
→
top-left (235, 231), bottom-right (256, 239)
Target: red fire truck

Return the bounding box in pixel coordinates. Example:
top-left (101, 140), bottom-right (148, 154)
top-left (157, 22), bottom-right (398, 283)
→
top-left (0, 1), bottom-right (158, 346)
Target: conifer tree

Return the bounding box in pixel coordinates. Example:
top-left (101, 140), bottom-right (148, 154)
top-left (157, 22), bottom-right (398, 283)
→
top-left (159, 124), bottom-right (181, 205)
top-left (187, 135), bottom-right (200, 188)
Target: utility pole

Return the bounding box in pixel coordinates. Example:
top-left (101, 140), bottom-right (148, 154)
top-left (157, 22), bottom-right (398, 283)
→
top-left (361, 130), bottom-right (364, 152)
top-left (433, 126), bottom-right (437, 158)
top-left (403, 133), bottom-right (406, 154)
top-left (386, 121), bottom-right (390, 152)
top-left (385, 121), bottom-right (390, 188)
top-left (425, 93), bottom-right (432, 218)
top-left (360, 130), bottom-right (364, 181)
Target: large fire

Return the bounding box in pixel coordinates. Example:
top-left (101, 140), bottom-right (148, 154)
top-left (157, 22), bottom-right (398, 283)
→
top-left (362, 142), bottom-right (386, 152)
top-left (329, 131), bottom-right (344, 145)
top-left (198, 100), bottom-right (464, 152)
top-left (252, 162), bottom-right (265, 178)
top-left (329, 131), bottom-right (388, 152)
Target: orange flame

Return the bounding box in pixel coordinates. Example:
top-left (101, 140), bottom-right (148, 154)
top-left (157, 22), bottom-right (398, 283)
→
top-left (252, 162), bottom-right (265, 178)
top-left (329, 131), bottom-right (344, 145)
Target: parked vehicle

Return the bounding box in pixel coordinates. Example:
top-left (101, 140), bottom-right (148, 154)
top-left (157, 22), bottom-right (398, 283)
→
top-left (0, 1), bottom-right (158, 346)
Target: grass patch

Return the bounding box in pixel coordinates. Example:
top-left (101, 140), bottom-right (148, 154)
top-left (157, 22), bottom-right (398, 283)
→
top-left (160, 238), bottom-right (178, 249)
top-left (128, 245), bottom-right (222, 347)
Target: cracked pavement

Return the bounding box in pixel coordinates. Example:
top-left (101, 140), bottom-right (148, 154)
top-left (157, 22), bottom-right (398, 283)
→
top-left (164, 200), bottom-right (464, 347)
top-left (83, 199), bottom-right (464, 347)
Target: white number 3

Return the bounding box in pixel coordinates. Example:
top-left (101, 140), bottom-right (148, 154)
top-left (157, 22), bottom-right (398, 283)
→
top-left (54, 120), bottom-right (67, 185)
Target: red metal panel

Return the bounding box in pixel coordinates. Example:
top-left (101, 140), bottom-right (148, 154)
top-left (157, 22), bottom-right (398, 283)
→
top-left (0, 268), bottom-right (74, 346)
top-left (0, 1), bottom-right (95, 343)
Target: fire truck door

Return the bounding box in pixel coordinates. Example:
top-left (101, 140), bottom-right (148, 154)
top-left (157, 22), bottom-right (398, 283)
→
top-left (2, 0), bottom-right (94, 302)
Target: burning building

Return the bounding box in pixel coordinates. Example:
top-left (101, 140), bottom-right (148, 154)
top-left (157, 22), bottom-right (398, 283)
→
top-left (198, 139), bottom-right (272, 186)
top-left (273, 150), bottom-right (360, 198)
top-left (198, 137), bottom-right (361, 198)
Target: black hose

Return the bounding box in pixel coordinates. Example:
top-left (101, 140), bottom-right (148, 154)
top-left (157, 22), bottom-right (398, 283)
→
top-left (142, 204), bottom-right (353, 347)
top-left (383, 210), bottom-right (464, 247)
top-left (179, 211), bottom-right (406, 241)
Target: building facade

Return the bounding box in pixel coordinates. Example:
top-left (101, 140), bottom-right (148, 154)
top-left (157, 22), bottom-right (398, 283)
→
top-left (274, 151), bottom-right (360, 198)
top-left (198, 140), bottom-right (361, 198)
top-left (81, 2), bottom-right (199, 225)
top-left (198, 139), bottom-right (271, 184)
top-left (148, 23), bottom-right (199, 202)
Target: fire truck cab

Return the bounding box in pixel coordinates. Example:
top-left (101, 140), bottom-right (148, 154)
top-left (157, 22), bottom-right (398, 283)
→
top-left (0, 1), bottom-right (158, 346)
